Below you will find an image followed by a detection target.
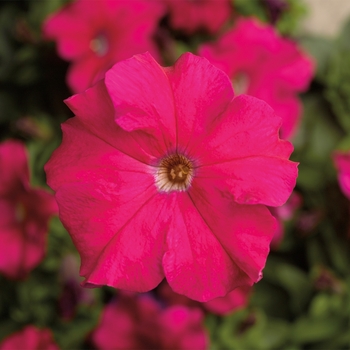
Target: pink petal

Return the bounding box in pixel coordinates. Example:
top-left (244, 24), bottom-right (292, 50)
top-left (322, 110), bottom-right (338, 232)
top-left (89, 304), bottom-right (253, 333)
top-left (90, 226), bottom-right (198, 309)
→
top-left (46, 81), bottom-right (158, 191)
top-left (0, 224), bottom-right (24, 279)
top-left (197, 156), bottom-right (298, 207)
top-left (163, 193), bottom-right (252, 302)
top-left (199, 17), bottom-right (314, 139)
top-left (56, 182), bottom-right (166, 292)
top-left (43, 1), bottom-right (93, 60)
top-left (0, 187), bottom-right (54, 279)
top-left (188, 181), bottom-right (276, 284)
top-left (45, 116), bottom-right (156, 192)
top-left (167, 0), bottom-right (231, 34)
top-left (339, 173), bottom-right (350, 196)
top-left (105, 52), bottom-right (176, 152)
top-left (159, 306), bottom-right (208, 350)
top-left (112, 1), bottom-right (165, 62)
top-left (203, 285), bottom-right (252, 315)
top-left (165, 52), bottom-right (234, 153)
top-left (92, 293), bottom-right (207, 350)
top-left (333, 151), bottom-right (350, 199)
top-left (0, 326), bottom-right (58, 350)
top-left (263, 93), bottom-right (301, 140)
top-left (197, 95), bottom-right (293, 160)
top-left (248, 78), bottom-right (303, 139)
top-left (0, 140), bottom-right (29, 195)
top-left (274, 40), bottom-right (315, 91)
top-left (66, 55), bottom-right (107, 94)
top-left (92, 296), bottom-right (147, 349)
top-left (195, 95), bottom-right (298, 206)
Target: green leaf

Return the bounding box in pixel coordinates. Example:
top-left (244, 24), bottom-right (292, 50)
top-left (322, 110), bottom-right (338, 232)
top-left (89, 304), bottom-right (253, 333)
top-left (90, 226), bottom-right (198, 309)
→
top-left (263, 258), bottom-right (312, 314)
top-left (299, 36), bottom-right (334, 80)
top-left (291, 316), bottom-right (344, 343)
top-left (260, 318), bottom-right (290, 349)
top-left (53, 305), bottom-right (101, 350)
top-left (321, 223), bottom-right (350, 275)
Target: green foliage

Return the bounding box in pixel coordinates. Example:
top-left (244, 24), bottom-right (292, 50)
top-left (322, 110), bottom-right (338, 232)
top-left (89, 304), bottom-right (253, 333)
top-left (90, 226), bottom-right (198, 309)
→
top-left (313, 18), bottom-right (350, 134)
top-left (233, 0), bottom-right (307, 36)
top-left (293, 92), bottom-right (343, 191)
top-left (276, 0), bottom-right (307, 35)
top-left (233, 0), bottom-right (267, 22)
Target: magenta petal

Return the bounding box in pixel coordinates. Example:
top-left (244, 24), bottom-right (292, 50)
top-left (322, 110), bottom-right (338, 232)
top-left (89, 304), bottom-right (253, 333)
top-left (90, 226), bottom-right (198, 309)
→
top-left (92, 293), bottom-right (207, 350)
top-left (159, 306), bottom-right (208, 350)
top-left (66, 56), bottom-right (107, 95)
top-left (199, 17), bottom-right (314, 139)
top-left (43, 1), bottom-right (93, 60)
top-left (165, 52), bottom-right (234, 153)
top-left (56, 182), bottom-right (166, 292)
top-left (105, 52), bottom-right (176, 152)
top-left (198, 156), bottom-right (298, 207)
top-left (203, 285), bottom-right (252, 315)
top-left (92, 296), bottom-right (152, 349)
top-left (163, 193), bottom-right (251, 302)
top-left (0, 140), bottom-right (55, 280)
top-left (0, 140), bottom-right (29, 194)
top-left (333, 151), bottom-right (350, 199)
top-left (167, 0), bottom-right (231, 34)
top-left (45, 117), bottom-right (154, 191)
top-left (198, 95), bottom-right (293, 161)
top-left (189, 181), bottom-right (276, 283)
top-left (267, 94), bottom-right (301, 140)
top-left (0, 326), bottom-right (59, 350)
top-left (0, 190), bottom-right (55, 279)
top-left (0, 224), bottom-right (23, 279)
top-left (274, 40), bottom-right (315, 91)
top-left (46, 81), bottom-right (159, 192)
top-left (196, 95), bottom-right (298, 207)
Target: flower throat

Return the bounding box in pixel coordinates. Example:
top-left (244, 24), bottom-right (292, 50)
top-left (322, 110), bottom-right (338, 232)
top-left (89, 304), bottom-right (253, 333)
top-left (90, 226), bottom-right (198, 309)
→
top-left (155, 154), bottom-right (194, 193)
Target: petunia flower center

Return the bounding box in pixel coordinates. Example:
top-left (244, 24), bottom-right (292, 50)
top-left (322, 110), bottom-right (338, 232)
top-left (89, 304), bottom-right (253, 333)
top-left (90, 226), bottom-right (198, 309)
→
top-left (155, 154), bottom-right (194, 193)
top-left (232, 71), bottom-right (249, 95)
top-left (90, 32), bottom-right (109, 57)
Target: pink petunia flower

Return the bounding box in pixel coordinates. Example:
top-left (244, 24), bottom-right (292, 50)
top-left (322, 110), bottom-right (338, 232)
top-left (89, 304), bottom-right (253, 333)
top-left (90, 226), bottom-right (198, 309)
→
top-left (159, 280), bottom-right (252, 316)
top-left (45, 52), bottom-right (298, 301)
top-left (166, 0), bottom-right (232, 34)
top-left (199, 17), bottom-right (314, 139)
top-left (0, 325), bottom-right (59, 350)
top-left (333, 150), bottom-right (350, 199)
top-left (43, 0), bottom-right (165, 93)
top-left (91, 293), bottom-right (208, 350)
top-left (0, 140), bottom-right (57, 279)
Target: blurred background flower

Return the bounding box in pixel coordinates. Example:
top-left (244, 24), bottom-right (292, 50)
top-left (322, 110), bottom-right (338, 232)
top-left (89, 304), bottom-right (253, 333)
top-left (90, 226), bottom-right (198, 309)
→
top-left (43, 0), bottom-right (165, 92)
top-left (0, 325), bottom-right (59, 350)
top-left (0, 140), bottom-right (57, 280)
top-left (91, 292), bottom-right (208, 350)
